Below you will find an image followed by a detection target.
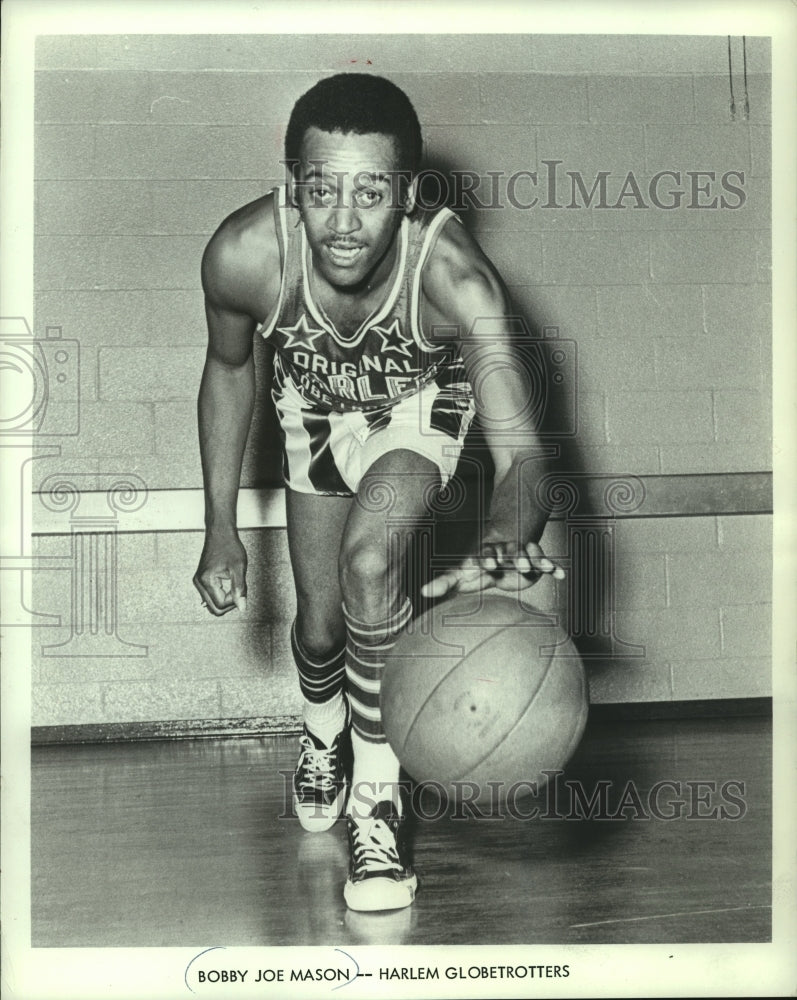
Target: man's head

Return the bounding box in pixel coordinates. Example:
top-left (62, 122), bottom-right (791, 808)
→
top-left (285, 75), bottom-right (424, 291)
top-left (284, 73), bottom-right (423, 179)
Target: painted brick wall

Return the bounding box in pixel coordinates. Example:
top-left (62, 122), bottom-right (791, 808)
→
top-left (31, 512), bottom-right (772, 725)
top-left (31, 34), bottom-right (772, 726)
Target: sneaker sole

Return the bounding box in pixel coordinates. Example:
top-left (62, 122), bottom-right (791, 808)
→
top-left (343, 873), bottom-right (418, 912)
top-left (293, 787), bottom-right (347, 833)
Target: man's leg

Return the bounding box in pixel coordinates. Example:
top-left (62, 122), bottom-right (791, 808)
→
top-left (285, 488), bottom-right (353, 831)
top-left (338, 448), bottom-right (441, 911)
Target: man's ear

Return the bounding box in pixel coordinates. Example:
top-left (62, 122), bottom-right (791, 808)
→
top-left (403, 176), bottom-right (418, 214)
top-left (281, 158), bottom-right (301, 209)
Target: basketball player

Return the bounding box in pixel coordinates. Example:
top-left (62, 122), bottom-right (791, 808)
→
top-left (193, 74), bottom-right (564, 912)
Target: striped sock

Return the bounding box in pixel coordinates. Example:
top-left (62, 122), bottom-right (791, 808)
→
top-left (291, 620), bottom-right (347, 743)
top-left (344, 598), bottom-right (412, 816)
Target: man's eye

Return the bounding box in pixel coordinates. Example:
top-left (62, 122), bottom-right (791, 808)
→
top-left (308, 186), bottom-right (333, 204)
top-left (355, 189), bottom-right (381, 207)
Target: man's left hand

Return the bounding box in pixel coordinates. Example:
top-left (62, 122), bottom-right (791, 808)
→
top-left (420, 534), bottom-right (565, 599)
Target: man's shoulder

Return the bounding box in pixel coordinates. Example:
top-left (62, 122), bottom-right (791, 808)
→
top-left (202, 189), bottom-right (281, 316)
top-left (423, 212), bottom-right (484, 281)
top-left (204, 189), bottom-right (280, 274)
top-left (420, 212), bottom-right (508, 325)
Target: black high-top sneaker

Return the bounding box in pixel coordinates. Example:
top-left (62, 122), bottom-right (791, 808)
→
top-left (292, 712), bottom-right (352, 833)
top-left (343, 799), bottom-right (417, 911)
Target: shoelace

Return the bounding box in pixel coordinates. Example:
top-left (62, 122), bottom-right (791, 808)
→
top-left (296, 734), bottom-right (336, 793)
top-left (351, 817), bottom-right (402, 875)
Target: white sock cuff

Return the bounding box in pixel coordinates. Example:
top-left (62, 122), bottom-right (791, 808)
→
top-left (303, 692), bottom-right (346, 741)
top-left (347, 732), bottom-right (402, 816)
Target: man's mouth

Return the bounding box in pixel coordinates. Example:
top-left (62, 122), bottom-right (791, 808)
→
top-left (327, 243), bottom-right (365, 266)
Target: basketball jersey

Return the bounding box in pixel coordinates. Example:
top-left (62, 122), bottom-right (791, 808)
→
top-left (257, 186), bottom-right (463, 413)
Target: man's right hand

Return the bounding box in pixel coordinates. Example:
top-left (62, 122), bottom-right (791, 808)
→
top-left (193, 530), bottom-right (248, 616)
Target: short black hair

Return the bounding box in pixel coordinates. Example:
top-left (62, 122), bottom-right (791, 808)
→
top-left (284, 73), bottom-right (423, 176)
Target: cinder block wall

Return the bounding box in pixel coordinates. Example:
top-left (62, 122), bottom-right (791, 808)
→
top-left (32, 34), bottom-right (772, 727)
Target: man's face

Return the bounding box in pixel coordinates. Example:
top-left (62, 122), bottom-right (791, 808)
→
top-left (294, 127), bottom-right (414, 291)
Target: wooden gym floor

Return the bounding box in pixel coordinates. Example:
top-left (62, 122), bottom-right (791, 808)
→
top-left (31, 715), bottom-right (771, 947)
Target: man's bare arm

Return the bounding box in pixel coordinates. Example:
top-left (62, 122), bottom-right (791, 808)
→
top-left (193, 197), bottom-right (281, 615)
top-left (420, 221), bottom-right (564, 597)
top-left (193, 224), bottom-right (259, 615)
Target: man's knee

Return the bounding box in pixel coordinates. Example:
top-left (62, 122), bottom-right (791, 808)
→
top-left (294, 612), bottom-right (345, 659)
top-left (339, 537), bottom-right (390, 601)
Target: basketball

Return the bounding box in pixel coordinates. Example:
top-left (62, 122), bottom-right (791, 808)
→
top-left (381, 593), bottom-right (588, 806)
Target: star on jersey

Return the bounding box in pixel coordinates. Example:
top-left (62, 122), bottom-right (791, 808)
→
top-left (373, 319), bottom-right (414, 358)
top-left (276, 313), bottom-right (326, 351)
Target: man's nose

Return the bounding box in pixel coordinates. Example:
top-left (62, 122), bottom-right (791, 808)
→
top-left (328, 204), bottom-right (361, 236)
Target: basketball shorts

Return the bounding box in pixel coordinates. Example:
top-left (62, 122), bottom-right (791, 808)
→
top-left (271, 358), bottom-right (476, 497)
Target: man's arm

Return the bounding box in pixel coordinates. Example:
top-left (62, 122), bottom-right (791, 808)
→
top-left (420, 221), bottom-right (565, 597)
top-left (193, 224), bottom-right (259, 616)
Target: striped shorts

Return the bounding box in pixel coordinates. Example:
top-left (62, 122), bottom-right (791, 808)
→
top-left (271, 357), bottom-right (476, 497)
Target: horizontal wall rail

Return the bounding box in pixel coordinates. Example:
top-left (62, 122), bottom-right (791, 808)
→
top-left (31, 472), bottom-right (773, 535)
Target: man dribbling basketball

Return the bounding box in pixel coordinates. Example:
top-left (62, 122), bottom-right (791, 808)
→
top-left (193, 74), bottom-right (564, 912)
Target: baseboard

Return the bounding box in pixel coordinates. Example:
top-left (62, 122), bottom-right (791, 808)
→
top-left (587, 697), bottom-right (772, 722)
top-left (31, 715), bottom-right (304, 746)
top-left (30, 698), bottom-right (772, 746)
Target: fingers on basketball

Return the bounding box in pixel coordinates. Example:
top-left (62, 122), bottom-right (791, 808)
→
top-left (422, 543), bottom-right (564, 599)
top-left (524, 542), bottom-right (566, 580)
top-left (477, 542), bottom-right (566, 589)
top-left (421, 558), bottom-right (481, 598)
